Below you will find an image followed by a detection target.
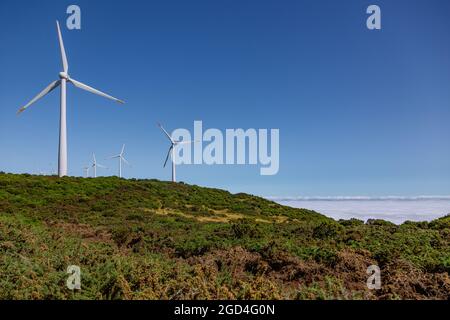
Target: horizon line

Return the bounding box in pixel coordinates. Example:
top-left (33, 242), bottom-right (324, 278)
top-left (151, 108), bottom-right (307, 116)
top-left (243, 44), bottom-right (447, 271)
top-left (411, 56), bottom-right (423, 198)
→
top-left (267, 196), bottom-right (450, 201)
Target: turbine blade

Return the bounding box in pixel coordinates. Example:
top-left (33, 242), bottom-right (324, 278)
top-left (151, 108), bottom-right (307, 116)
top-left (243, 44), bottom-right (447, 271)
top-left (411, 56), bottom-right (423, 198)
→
top-left (157, 123), bottom-right (174, 142)
top-left (56, 21), bottom-right (69, 73)
top-left (17, 80), bottom-right (61, 114)
top-left (108, 155), bottom-right (121, 159)
top-left (122, 157), bottom-right (130, 166)
top-left (69, 78), bottom-right (125, 104)
top-left (121, 144), bottom-right (125, 155)
top-left (97, 164), bottom-right (107, 169)
top-left (163, 146), bottom-right (173, 168)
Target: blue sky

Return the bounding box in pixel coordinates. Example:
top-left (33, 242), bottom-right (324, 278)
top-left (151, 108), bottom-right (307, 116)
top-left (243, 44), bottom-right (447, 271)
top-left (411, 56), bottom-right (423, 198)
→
top-left (1, 0), bottom-right (450, 197)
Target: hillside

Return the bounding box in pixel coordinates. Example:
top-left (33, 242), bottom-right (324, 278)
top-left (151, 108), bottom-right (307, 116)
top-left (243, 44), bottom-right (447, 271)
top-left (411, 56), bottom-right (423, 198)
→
top-left (0, 173), bottom-right (449, 299)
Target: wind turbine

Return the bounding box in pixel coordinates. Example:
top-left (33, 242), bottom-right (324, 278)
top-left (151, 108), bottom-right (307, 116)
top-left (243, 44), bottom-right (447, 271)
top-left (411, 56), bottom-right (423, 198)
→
top-left (91, 154), bottom-right (107, 178)
top-left (108, 144), bottom-right (130, 178)
top-left (83, 166), bottom-right (90, 178)
top-left (17, 21), bottom-right (124, 178)
top-left (158, 123), bottom-right (196, 183)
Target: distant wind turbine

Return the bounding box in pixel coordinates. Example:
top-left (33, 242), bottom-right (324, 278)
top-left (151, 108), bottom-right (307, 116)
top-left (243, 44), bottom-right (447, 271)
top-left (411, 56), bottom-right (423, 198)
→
top-left (91, 154), bottom-right (107, 178)
top-left (83, 166), bottom-right (90, 178)
top-left (158, 123), bottom-right (196, 183)
top-left (17, 21), bottom-right (125, 178)
top-left (108, 144), bottom-right (130, 178)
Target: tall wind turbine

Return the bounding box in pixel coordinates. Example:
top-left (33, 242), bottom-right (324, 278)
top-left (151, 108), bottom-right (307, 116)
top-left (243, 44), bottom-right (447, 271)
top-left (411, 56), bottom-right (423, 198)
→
top-left (91, 154), bottom-right (107, 178)
top-left (158, 123), bottom-right (196, 183)
top-left (17, 21), bottom-right (124, 177)
top-left (108, 144), bottom-right (130, 178)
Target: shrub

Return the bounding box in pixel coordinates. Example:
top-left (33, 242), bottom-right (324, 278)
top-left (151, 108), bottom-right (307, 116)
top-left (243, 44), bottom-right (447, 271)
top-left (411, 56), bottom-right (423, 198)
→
top-left (339, 218), bottom-right (364, 227)
top-left (429, 215), bottom-right (450, 230)
top-left (175, 238), bottom-right (213, 258)
top-left (231, 219), bottom-right (262, 239)
top-left (313, 221), bottom-right (343, 239)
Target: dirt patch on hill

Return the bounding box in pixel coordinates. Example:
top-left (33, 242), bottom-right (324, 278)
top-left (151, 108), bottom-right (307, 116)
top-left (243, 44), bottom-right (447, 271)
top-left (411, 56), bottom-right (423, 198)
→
top-left (184, 246), bottom-right (449, 300)
top-left (377, 260), bottom-right (450, 300)
top-left (46, 221), bottom-right (113, 243)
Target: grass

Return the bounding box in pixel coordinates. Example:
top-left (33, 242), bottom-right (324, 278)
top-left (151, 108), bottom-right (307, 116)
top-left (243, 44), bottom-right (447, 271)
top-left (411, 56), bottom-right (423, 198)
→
top-left (0, 172), bottom-right (449, 299)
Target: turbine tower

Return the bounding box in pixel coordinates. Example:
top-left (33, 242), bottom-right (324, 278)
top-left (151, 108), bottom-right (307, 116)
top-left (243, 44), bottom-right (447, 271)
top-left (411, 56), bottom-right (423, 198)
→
top-left (158, 123), bottom-right (196, 183)
top-left (17, 21), bottom-right (124, 177)
top-left (108, 144), bottom-right (130, 178)
top-left (91, 154), bottom-right (106, 178)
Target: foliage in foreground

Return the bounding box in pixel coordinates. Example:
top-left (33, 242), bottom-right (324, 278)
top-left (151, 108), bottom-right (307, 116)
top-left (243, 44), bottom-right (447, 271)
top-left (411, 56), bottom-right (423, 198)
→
top-left (0, 173), bottom-right (449, 300)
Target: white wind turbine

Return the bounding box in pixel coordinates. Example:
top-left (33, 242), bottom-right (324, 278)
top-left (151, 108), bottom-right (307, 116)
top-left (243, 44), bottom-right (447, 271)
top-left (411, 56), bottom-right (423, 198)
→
top-left (158, 123), bottom-right (196, 183)
top-left (17, 21), bottom-right (124, 178)
top-left (108, 144), bottom-right (130, 178)
top-left (83, 166), bottom-right (90, 178)
top-left (91, 154), bottom-right (107, 178)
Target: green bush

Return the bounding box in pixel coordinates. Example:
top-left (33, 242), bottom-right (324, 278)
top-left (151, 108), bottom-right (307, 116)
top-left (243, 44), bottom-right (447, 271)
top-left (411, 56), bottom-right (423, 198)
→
top-left (231, 219), bottom-right (262, 239)
top-left (313, 221), bottom-right (343, 239)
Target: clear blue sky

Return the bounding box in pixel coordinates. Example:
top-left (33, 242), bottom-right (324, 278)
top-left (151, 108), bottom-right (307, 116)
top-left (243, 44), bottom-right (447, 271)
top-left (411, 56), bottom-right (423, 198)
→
top-left (1, 0), bottom-right (450, 197)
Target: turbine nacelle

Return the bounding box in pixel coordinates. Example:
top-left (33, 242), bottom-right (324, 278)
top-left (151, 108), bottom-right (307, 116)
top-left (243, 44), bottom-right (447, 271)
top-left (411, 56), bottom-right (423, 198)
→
top-left (59, 72), bottom-right (69, 80)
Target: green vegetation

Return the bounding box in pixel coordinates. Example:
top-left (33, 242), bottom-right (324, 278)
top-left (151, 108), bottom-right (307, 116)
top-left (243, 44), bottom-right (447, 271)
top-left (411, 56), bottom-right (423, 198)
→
top-left (0, 173), bottom-right (449, 299)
